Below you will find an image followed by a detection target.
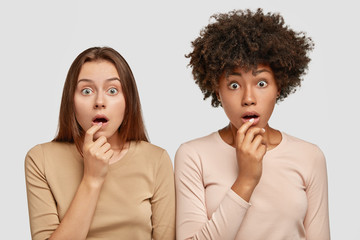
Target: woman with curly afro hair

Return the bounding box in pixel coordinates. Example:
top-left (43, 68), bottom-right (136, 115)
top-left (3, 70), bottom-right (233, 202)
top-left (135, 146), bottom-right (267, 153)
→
top-left (175, 9), bottom-right (330, 240)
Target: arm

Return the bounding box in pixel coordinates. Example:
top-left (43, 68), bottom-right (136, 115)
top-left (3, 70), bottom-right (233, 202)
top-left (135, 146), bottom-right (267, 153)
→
top-left (49, 124), bottom-right (112, 239)
top-left (304, 147), bottom-right (330, 239)
top-left (25, 144), bottom-right (60, 240)
top-left (25, 144), bottom-right (101, 240)
top-left (175, 121), bottom-right (266, 240)
top-left (175, 144), bottom-right (250, 240)
top-left (25, 124), bottom-right (113, 240)
top-left (151, 151), bottom-right (176, 240)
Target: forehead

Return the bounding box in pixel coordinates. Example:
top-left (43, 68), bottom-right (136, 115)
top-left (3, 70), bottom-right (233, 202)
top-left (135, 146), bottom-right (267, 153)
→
top-left (78, 60), bottom-right (119, 80)
top-left (228, 65), bottom-right (273, 76)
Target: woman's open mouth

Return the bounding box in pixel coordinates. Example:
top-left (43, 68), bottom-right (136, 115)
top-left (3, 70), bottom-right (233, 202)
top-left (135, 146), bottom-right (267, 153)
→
top-left (92, 115), bottom-right (109, 125)
top-left (241, 112), bottom-right (260, 124)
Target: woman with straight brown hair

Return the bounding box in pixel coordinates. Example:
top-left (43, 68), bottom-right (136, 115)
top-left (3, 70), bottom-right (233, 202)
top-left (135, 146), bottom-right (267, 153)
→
top-left (25, 46), bottom-right (175, 240)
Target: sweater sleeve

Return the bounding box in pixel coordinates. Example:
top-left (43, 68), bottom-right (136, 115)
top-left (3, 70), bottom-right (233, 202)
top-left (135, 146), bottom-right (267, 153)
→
top-left (151, 150), bottom-right (176, 240)
top-left (304, 147), bottom-right (330, 239)
top-left (175, 143), bottom-right (250, 240)
top-left (25, 144), bottom-right (59, 240)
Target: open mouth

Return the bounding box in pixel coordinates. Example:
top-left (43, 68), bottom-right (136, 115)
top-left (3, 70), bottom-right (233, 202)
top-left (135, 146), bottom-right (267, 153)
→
top-left (243, 114), bottom-right (259, 119)
top-left (241, 112), bottom-right (260, 123)
top-left (92, 115), bottom-right (109, 124)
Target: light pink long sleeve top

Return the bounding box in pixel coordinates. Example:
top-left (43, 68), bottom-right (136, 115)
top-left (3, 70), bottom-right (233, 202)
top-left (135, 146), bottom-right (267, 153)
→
top-left (175, 131), bottom-right (330, 240)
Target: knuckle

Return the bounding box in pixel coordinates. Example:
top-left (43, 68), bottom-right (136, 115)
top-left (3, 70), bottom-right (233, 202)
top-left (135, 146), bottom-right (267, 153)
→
top-left (89, 148), bottom-right (96, 155)
top-left (238, 128), bottom-right (246, 134)
top-left (249, 127), bottom-right (260, 134)
top-left (85, 130), bottom-right (93, 137)
top-left (95, 152), bottom-right (101, 158)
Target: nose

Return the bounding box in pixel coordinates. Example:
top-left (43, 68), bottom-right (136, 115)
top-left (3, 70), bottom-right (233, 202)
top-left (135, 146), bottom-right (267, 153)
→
top-left (241, 86), bottom-right (256, 106)
top-left (94, 93), bottom-right (106, 109)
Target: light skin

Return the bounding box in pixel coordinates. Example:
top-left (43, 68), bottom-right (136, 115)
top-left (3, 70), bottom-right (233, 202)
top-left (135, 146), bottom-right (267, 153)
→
top-left (49, 60), bottom-right (128, 239)
top-left (217, 65), bottom-right (282, 202)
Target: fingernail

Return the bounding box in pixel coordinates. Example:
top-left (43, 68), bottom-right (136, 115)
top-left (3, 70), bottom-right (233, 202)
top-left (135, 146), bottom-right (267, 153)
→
top-left (262, 128), bottom-right (265, 132)
top-left (97, 122), bottom-right (103, 126)
top-left (249, 118), bottom-right (254, 123)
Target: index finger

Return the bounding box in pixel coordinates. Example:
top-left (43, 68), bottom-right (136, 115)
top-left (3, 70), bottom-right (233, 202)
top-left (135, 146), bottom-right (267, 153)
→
top-left (84, 123), bottom-right (102, 144)
top-left (236, 119), bottom-right (255, 143)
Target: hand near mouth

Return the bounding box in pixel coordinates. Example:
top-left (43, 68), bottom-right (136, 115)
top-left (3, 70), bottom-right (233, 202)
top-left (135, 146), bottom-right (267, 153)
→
top-left (82, 123), bottom-right (114, 186)
top-left (231, 119), bottom-right (267, 202)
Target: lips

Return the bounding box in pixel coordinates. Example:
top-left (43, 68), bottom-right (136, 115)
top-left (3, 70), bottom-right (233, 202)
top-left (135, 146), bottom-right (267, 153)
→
top-left (92, 114), bottom-right (109, 124)
top-left (241, 111), bottom-right (260, 123)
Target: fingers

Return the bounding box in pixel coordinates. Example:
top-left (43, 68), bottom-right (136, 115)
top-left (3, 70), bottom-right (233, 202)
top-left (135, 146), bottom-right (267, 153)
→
top-left (235, 120), bottom-right (267, 160)
top-left (92, 136), bottom-right (107, 149)
top-left (100, 142), bottom-right (111, 153)
top-left (236, 121), bottom-right (265, 147)
top-left (83, 123), bottom-right (112, 161)
top-left (84, 123), bottom-right (103, 145)
top-left (104, 149), bottom-right (114, 160)
top-left (236, 119), bottom-right (256, 144)
top-left (256, 144), bottom-right (267, 159)
top-left (251, 134), bottom-right (267, 156)
top-left (242, 127), bottom-right (265, 147)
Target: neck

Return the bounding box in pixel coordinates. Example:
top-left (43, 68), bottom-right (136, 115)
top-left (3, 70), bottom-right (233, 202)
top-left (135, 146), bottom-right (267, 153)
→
top-left (106, 133), bottom-right (130, 164)
top-left (106, 132), bottom-right (126, 151)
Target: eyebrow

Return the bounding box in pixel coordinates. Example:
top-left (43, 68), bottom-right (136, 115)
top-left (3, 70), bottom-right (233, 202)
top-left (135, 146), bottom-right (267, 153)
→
top-left (252, 69), bottom-right (272, 76)
top-left (227, 69), bottom-right (272, 77)
top-left (77, 77), bottom-right (121, 83)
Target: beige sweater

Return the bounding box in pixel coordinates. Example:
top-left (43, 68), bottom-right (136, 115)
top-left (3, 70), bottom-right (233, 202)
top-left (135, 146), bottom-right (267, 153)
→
top-left (25, 140), bottom-right (175, 240)
top-left (175, 131), bottom-right (330, 240)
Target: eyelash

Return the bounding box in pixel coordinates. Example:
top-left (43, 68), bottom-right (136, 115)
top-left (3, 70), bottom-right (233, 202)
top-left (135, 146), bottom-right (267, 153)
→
top-left (257, 80), bottom-right (268, 88)
top-left (227, 80), bottom-right (268, 90)
top-left (107, 87), bottom-right (118, 95)
top-left (81, 88), bottom-right (93, 95)
top-left (80, 87), bottom-right (119, 95)
top-left (229, 82), bottom-right (239, 89)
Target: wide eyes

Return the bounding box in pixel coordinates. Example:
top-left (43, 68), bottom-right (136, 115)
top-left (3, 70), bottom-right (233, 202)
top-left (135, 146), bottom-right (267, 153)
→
top-left (80, 87), bottom-right (119, 95)
top-left (107, 87), bottom-right (118, 95)
top-left (228, 80), bottom-right (267, 89)
top-left (81, 88), bottom-right (93, 95)
top-left (229, 82), bottom-right (239, 89)
top-left (257, 80), bottom-right (268, 88)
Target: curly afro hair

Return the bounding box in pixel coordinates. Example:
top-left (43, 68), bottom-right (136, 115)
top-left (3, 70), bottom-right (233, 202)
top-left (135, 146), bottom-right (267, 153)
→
top-left (186, 8), bottom-right (314, 107)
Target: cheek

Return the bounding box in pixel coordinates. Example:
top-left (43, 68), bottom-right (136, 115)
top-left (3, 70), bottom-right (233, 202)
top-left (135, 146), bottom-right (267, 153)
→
top-left (221, 99), bottom-right (241, 123)
top-left (262, 95), bottom-right (277, 118)
top-left (113, 97), bottom-right (126, 113)
top-left (74, 97), bottom-right (90, 125)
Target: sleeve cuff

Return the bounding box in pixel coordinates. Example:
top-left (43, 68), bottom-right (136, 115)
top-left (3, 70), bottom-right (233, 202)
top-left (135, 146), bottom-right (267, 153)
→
top-left (227, 189), bottom-right (252, 209)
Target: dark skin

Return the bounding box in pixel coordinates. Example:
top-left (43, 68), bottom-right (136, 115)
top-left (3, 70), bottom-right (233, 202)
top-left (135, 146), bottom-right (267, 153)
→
top-left (214, 65), bottom-right (283, 202)
top-left (217, 65), bottom-right (281, 201)
top-left (219, 122), bottom-right (282, 202)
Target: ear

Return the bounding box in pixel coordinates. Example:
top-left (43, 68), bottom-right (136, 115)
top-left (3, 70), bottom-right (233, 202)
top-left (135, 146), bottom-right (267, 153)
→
top-left (215, 91), bottom-right (221, 102)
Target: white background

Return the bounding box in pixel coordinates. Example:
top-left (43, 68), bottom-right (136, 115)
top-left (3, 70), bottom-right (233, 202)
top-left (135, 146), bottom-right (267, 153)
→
top-left (1, 0), bottom-right (359, 239)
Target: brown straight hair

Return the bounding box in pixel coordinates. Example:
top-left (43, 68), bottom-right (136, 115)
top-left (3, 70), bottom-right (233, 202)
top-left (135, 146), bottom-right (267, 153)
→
top-left (53, 47), bottom-right (148, 154)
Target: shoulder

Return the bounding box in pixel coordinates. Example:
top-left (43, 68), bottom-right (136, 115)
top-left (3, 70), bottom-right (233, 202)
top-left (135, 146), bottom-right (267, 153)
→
top-left (174, 132), bottom-right (222, 171)
top-left (280, 132), bottom-right (326, 169)
top-left (25, 141), bottom-right (78, 166)
top-left (27, 141), bottom-right (77, 158)
top-left (133, 141), bottom-right (167, 156)
top-left (25, 141), bottom-right (77, 175)
top-left (282, 132), bottom-right (325, 157)
top-left (176, 132), bottom-right (219, 155)
top-left (26, 141), bottom-right (69, 157)
top-left (132, 141), bottom-right (172, 166)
